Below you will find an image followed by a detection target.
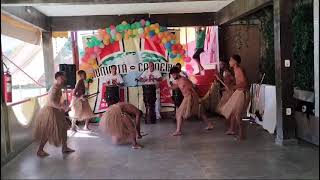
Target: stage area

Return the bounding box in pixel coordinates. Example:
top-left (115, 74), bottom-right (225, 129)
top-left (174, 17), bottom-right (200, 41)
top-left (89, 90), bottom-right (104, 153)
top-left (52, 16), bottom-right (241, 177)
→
top-left (1, 116), bottom-right (319, 179)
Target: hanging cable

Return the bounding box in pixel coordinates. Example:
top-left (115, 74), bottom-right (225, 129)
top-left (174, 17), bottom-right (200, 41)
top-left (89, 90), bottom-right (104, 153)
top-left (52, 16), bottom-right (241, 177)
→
top-left (2, 54), bottom-right (45, 88)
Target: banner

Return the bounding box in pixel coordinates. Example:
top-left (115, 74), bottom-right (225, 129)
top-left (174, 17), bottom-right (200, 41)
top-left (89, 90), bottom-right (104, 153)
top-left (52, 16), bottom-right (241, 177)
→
top-left (86, 37), bottom-right (174, 113)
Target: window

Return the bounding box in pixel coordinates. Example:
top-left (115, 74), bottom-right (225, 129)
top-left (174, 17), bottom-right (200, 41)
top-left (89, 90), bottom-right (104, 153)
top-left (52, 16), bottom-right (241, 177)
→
top-left (1, 34), bottom-right (46, 103)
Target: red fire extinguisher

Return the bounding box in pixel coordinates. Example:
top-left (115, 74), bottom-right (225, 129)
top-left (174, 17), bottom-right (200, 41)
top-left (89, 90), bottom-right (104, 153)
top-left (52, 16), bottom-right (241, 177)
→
top-left (3, 71), bottom-right (12, 103)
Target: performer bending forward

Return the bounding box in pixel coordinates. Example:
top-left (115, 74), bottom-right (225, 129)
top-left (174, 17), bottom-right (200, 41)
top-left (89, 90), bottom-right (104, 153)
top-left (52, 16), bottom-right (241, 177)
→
top-left (33, 72), bottom-right (75, 157)
top-left (69, 70), bottom-right (95, 131)
top-left (99, 102), bottom-right (143, 149)
top-left (169, 67), bottom-right (213, 136)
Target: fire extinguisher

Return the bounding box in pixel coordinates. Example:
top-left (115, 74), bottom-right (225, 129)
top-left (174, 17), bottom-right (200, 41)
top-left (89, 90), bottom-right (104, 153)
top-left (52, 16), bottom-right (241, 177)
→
top-left (3, 71), bottom-right (12, 103)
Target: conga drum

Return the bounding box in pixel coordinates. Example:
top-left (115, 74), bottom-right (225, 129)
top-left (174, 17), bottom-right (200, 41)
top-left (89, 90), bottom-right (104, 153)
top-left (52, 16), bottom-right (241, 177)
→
top-left (172, 89), bottom-right (183, 107)
top-left (105, 85), bottom-right (120, 106)
top-left (142, 85), bottom-right (157, 124)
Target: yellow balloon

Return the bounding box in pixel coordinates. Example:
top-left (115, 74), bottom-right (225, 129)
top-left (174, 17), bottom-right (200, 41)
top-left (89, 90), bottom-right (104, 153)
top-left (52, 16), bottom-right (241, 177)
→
top-left (155, 28), bottom-right (160, 34)
top-left (144, 27), bottom-right (150, 33)
top-left (116, 32), bottom-right (122, 41)
top-left (103, 38), bottom-right (110, 45)
top-left (161, 38), bottom-right (167, 44)
top-left (150, 24), bottom-right (156, 30)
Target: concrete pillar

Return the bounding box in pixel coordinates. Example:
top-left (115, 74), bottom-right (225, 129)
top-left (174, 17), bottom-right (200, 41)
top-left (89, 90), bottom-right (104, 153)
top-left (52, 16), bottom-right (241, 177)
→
top-left (273, 0), bottom-right (296, 145)
top-left (314, 0), bottom-right (319, 118)
top-left (42, 31), bottom-right (55, 91)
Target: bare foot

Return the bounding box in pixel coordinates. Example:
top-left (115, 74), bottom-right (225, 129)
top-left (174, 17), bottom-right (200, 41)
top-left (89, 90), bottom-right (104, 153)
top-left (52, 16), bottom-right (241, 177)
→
top-left (83, 126), bottom-right (91, 131)
top-left (225, 130), bottom-right (236, 135)
top-left (62, 147), bottom-right (75, 153)
top-left (205, 124), bottom-right (214, 130)
top-left (137, 134), bottom-right (142, 139)
top-left (172, 131), bottom-right (182, 136)
top-left (37, 150), bottom-right (49, 157)
top-left (132, 144), bottom-right (144, 149)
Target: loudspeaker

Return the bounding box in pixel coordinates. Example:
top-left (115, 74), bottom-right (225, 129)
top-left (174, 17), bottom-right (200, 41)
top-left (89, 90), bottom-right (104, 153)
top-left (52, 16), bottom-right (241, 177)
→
top-left (59, 64), bottom-right (76, 89)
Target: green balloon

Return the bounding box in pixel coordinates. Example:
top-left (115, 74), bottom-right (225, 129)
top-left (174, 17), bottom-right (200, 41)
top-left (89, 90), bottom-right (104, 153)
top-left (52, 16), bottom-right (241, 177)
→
top-left (125, 24), bottom-right (130, 30)
top-left (106, 27), bottom-right (111, 33)
top-left (131, 23), bottom-right (136, 30)
top-left (136, 22), bottom-right (141, 28)
top-left (145, 20), bottom-right (151, 26)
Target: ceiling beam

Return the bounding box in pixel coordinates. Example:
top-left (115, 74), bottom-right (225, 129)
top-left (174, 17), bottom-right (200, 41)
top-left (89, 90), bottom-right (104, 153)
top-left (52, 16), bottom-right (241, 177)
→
top-left (1, 0), bottom-right (229, 6)
top-left (50, 13), bottom-right (215, 31)
top-left (1, 6), bottom-right (50, 31)
top-left (215, 0), bottom-right (273, 25)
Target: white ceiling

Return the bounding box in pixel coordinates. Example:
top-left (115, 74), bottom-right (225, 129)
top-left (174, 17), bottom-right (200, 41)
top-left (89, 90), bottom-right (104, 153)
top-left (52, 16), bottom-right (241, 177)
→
top-left (33, 0), bottom-right (234, 17)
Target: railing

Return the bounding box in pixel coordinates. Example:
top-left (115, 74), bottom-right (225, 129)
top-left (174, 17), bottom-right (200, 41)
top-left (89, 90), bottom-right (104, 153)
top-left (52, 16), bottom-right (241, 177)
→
top-left (7, 93), bottom-right (48, 107)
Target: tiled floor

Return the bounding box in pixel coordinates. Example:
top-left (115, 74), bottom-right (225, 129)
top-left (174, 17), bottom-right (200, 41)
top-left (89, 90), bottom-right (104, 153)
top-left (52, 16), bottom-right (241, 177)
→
top-left (1, 116), bottom-right (319, 179)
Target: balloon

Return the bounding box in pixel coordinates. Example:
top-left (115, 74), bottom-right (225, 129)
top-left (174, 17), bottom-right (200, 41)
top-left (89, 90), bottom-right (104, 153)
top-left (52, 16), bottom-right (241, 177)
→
top-left (177, 44), bottom-right (183, 50)
top-left (158, 32), bottom-right (163, 39)
top-left (150, 24), bottom-right (156, 30)
top-left (184, 56), bottom-right (192, 63)
top-left (135, 22), bottom-right (142, 28)
top-left (124, 33), bottom-right (130, 40)
top-left (127, 29), bottom-right (133, 36)
top-left (144, 27), bottom-right (150, 33)
top-left (170, 53), bottom-right (177, 59)
top-left (90, 54), bottom-right (97, 60)
top-left (110, 24), bottom-right (116, 30)
top-left (104, 33), bottom-right (111, 40)
top-left (106, 27), bottom-right (111, 33)
top-left (131, 23), bottom-right (136, 30)
top-left (116, 32), bottom-right (122, 41)
top-left (140, 19), bottom-right (146, 27)
top-left (93, 46), bottom-right (100, 54)
top-left (149, 31), bottom-right (155, 37)
top-left (155, 23), bottom-right (160, 29)
top-left (161, 38), bottom-right (167, 44)
top-left (176, 54), bottom-right (182, 58)
top-left (170, 33), bottom-right (176, 40)
top-left (145, 20), bottom-right (151, 26)
top-left (99, 44), bottom-right (105, 48)
top-left (170, 40), bottom-right (176, 45)
top-left (121, 21), bottom-right (128, 25)
top-left (133, 29), bottom-right (138, 36)
top-left (185, 63), bottom-right (194, 74)
top-left (103, 38), bottom-right (110, 45)
top-left (138, 28), bottom-right (144, 35)
top-left (110, 38), bottom-right (114, 43)
top-left (179, 49), bottom-right (185, 55)
top-left (85, 47), bottom-right (94, 54)
top-left (155, 28), bottom-right (160, 34)
top-left (165, 42), bottom-right (172, 50)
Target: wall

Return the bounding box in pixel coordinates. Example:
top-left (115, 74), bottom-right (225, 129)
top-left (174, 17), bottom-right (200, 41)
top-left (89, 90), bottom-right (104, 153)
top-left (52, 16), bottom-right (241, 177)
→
top-left (1, 95), bottom-right (47, 167)
top-left (219, 24), bottom-right (262, 84)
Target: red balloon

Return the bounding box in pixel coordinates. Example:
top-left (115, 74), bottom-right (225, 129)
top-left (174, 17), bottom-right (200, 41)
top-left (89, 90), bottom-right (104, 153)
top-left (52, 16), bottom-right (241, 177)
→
top-left (85, 47), bottom-right (94, 54)
top-left (180, 49), bottom-right (185, 55)
top-left (110, 24), bottom-right (116, 30)
top-left (184, 56), bottom-right (192, 63)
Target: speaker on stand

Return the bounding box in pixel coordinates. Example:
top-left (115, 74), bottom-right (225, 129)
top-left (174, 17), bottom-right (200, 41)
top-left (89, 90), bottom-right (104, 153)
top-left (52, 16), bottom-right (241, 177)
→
top-left (59, 64), bottom-right (76, 106)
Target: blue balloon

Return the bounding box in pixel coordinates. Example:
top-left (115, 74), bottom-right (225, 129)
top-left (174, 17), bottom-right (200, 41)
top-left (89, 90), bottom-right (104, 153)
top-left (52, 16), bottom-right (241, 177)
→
top-left (170, 53), bottom-right (177, 59)
top-left (149, 31), bottom-right (155, 37)
top-left (165, 42), bottom-right (172, 49)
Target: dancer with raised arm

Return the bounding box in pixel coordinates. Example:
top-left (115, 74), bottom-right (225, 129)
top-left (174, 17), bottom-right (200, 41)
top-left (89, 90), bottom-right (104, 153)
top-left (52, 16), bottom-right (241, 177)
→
top-left (170, 66), bottom-right (213, 136)
top-left (34, 71), bottom-right (75, 157)
top-left (219, 55), bottom-right (249, 140)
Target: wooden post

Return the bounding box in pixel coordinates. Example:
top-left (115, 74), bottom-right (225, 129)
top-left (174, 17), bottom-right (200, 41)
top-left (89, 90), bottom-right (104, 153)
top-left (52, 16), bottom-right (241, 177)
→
top-left (42, 31), bottom-right (55, 91)
top-left (71, 31), bottom-right (79, 71)
top-left (273, 0), bottom-right (296, 145)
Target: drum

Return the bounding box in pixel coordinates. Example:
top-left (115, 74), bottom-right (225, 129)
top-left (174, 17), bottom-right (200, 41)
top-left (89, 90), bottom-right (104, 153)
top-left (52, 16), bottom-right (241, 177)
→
top-left (142, 85), bottom-right (157, 124)
top-left (105, 86), bottom-right (120, 105)
top-left (172, 89), bottom-right (183, 107)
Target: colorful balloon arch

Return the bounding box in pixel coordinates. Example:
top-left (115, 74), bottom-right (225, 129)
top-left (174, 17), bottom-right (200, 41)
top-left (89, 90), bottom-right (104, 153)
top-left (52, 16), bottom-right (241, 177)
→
top-left (80, 19), bottom-right (193, 79)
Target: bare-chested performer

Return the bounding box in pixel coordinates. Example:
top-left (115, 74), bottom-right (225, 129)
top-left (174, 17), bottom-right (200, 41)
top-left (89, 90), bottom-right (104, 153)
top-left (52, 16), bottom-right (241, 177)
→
top-left (99, 102), bottom-right (143, 149)
top-left (170, 66), bottom-right (214, 136)
top-left (33, 72), bottom-right (75, 157)
top-left (219, 54), bottom-right (249, 140)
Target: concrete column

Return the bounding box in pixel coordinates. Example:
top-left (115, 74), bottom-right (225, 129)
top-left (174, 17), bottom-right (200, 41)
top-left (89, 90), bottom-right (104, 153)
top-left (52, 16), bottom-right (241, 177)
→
top-left (42, 31), bottom-right (55, 91)
top-left (314, 0), bottom-right (319, 118)
top-left (273, 0), bottom-right (296, 145)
